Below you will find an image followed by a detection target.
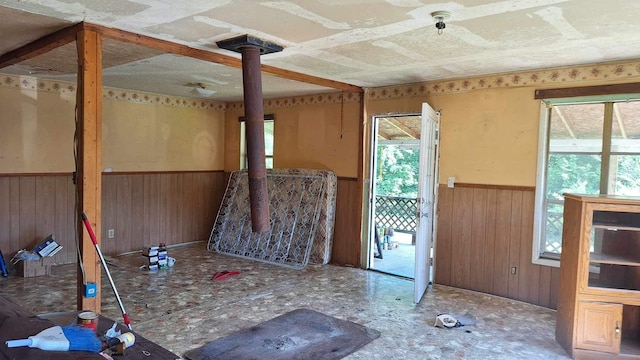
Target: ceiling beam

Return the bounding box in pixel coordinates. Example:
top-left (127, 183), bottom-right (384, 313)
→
top-left (0, 22), bottom-right (83, 69)
top-left (85, 23), bottom-right (363, 93)
top-left (386, 118), bottom-right (419, 139)
top-left (613, 103), bottom-right (628, 139)
top-left (552, 106), bottom-right (576, 139)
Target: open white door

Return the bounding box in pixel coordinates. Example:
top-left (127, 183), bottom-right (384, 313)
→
top-left (414, 103), bottom-right (439, 303)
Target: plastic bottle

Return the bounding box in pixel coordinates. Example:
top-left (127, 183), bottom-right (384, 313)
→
top-left (106, 332), bottom-right (135, 353)
top-left (0, 250), bottom-right (8, 277)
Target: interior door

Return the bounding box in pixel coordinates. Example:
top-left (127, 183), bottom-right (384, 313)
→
top-left (414, 102), bottom-right (439, 303)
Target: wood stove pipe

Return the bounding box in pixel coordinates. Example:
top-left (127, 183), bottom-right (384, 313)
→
top-left (217, 35), bottom-right (283, 233)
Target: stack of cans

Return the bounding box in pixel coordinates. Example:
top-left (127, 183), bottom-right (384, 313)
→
top-left (142, 243), bottom-right (168, 271)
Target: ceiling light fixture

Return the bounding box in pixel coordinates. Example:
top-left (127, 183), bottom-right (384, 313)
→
top-left (190, 82), bottom-right (216, 97)
top-left (431, 11), bottom-right (451, 35)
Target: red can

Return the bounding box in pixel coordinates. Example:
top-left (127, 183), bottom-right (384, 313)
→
top-left (77, 311), bottom-right (99, 332)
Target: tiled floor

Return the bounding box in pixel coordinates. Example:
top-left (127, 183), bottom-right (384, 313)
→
top-left (0, 243), bottom-right (570, 359)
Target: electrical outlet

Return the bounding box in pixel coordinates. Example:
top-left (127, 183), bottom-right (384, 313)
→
top-left (510, 266), bottom-right (517, 275)
top-left (447, 177), bottom-right (455, 188)
top-left (108, 229), bottom-right (115, 239)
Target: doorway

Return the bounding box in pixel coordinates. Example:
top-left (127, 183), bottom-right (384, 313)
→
top-left (366, 104), bottom-right (440, 303)
top-left (368, 114), bottom-right (421, 279)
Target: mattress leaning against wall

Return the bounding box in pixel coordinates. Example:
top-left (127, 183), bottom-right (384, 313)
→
top-left (208, 168), bottom-right (337, 269)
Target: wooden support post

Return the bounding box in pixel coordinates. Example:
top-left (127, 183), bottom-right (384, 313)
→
top-left (76, 29), bottom-right (103, 312)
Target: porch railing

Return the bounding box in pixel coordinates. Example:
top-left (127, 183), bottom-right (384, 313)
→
top-left (545, 211), bottom-right (563, 253)
top-left (375, 195), bottom-right (418, 233)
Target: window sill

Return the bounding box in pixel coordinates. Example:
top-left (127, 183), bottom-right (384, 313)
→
top-left (532, 255), bottom-right (561, 268)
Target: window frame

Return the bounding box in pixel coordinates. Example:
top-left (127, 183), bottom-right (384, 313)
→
top-left (532, 102), bottom-right (559, 267)
top-left (532, 95), bottom-right (640, 267)
top-left (239, 115), bottom-right (274, 170)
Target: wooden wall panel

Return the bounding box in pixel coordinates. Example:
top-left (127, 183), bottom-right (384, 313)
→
top-left (115, 174), bottom-right (132, 255)
top-left (331, 178), bottom-right (360, 266)
top-left (435, 184), bottom-right (560, 309)
top-left (102, 175), bottom-right (117, 255)
top-left (492, 189), bottom-right (512, 298)
top-left (9, 178), bottom-right (20, 256)
top-left (0, 172), bottom-right (226, 269)
top-left (64, 177), bottom-right (76, 264)
top-left (143, 174), bottom-right (160, 246)
top-left (0, 178), bottom-right (10, 260)
top-left (19, 178), bottom-right (37, 262)
top-left (451, 187), bottom-right (473, 289)
top-left (483, 189), bottom-right (497, 294)
top-left (469, 189), bottom-right (487, 292)
top-left (131, 175), bottom-right (145, 252)
top-left (53, 177), bottom-right (70, 264)
top-left (434, 186), bottom-right (453, 285)
top-left (507, 191), bottom-right (522, 299)
top-left (518, 191), bottom-right (540, 304)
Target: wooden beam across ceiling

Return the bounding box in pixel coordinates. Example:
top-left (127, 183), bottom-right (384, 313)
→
top-left (85, 23), bottom-right (363, 93)
top-left (0, 22), bottom-right (83, 69)
top-left (387, 118), bottom-right (420, 139)
top-left (0, 21), bottom-right (362, 93)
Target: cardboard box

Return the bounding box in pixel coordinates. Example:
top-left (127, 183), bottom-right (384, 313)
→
top-left (34, 235), bottom-right (59, 257)
top-left (18, 257), bottom-right (54, 277)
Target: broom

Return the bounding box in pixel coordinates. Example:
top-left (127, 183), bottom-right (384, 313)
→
top-left (81, 213), bottom-right (132, 330)
top-left (6, 325), bottom-right (101, 352)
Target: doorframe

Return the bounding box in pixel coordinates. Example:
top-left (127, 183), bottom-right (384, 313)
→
top-left (361, 108), bottom-right (441, 302)
top-left (362, 112), bottom-right (425, 271)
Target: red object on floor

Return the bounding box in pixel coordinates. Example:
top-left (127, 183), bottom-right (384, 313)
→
top-left (212, 271), bottom-right (240, 281)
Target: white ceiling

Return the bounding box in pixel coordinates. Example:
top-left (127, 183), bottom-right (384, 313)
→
top-left (1, 0), bottom-right (640, 102)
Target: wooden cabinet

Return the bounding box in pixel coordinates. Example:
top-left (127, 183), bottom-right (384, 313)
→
top-left (556, 194), bottom-right (640, 359)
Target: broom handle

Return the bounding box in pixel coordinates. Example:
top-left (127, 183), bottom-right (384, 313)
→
top-left (81, 213), bottom-right (132, 330)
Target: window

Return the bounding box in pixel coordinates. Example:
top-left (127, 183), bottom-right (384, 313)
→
top-left (533, 99), bottom-right (640, 265)
top-left (240, 119), bottom-right (274, 169)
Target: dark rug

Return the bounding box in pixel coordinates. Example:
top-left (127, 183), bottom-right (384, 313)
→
top-left (184, 308), bottom-right (381, 360)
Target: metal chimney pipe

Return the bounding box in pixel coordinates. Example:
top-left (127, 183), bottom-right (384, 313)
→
top-left (241, 45), bottom-right (269, 233)
top-left (217, 35), bottom-right (283, 233)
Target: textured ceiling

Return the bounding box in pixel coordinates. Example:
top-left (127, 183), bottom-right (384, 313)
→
top-left (1, 0), bottom-right (640, 102)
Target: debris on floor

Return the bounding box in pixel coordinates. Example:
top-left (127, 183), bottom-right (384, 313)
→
top-left (434, 312), bottom-right (476, 329)
top-left (212, 271), bottom-right (240, 281)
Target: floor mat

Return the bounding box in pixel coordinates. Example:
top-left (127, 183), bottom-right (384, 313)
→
top-left (184, 308), bottom-right (380, 360)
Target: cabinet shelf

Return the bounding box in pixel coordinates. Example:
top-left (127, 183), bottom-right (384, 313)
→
top-left (590, 253), bottom-right (640, 267)
top-left (593, 225), bottom-right (640, 232)
top-left (593, 210), bottom-right (640, 229)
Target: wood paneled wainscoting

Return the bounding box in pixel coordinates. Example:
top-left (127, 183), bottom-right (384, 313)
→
top-left (330, 177), bottom-right (361, 267)
top-left (435, 183), bottom-right (560, 309)
top-left (101, 171), bottom-right (227, 256)
top-left (0, 171), bottom-right (227, 265)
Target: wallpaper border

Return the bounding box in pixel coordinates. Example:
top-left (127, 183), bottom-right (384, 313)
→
top-left (368, 60), bottom-right (640, 100)
top-left (0, 74), bottom-right (226, 111)
top-left (4, 58), bottom-right (640, 107)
